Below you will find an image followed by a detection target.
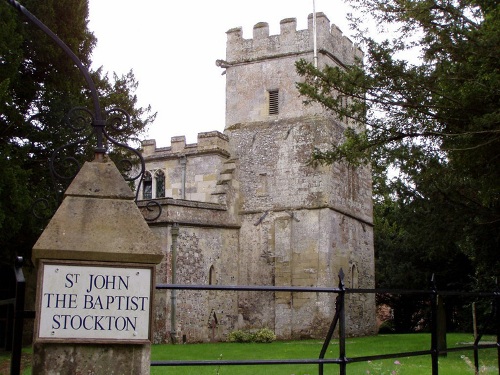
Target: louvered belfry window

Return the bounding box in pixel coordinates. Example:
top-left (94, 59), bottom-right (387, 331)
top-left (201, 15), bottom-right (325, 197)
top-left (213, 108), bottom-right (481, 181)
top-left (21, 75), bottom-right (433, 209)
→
top-left (269, 89), bottom-right (279, 115)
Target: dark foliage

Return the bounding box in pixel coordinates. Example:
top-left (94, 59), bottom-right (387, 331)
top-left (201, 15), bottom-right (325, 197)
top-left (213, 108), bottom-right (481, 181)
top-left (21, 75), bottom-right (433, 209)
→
top-left (296, 0), bottom-right (499, 331)
top-left (0, 0), bottom-right (156, 264)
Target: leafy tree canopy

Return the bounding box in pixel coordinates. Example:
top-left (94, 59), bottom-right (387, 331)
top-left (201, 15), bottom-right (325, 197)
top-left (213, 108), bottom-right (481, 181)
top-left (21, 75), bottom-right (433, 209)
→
top-left (296, 1), bottom-right (499, 290)
top-left (0, 0), bottom-right (156, 264)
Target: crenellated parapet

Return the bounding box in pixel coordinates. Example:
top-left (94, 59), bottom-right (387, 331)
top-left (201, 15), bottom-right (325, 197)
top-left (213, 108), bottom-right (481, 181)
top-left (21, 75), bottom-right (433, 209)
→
top-left (226, 13), bottom-right (362, 67)
top-left (142, 131), bottom-right (230, 161)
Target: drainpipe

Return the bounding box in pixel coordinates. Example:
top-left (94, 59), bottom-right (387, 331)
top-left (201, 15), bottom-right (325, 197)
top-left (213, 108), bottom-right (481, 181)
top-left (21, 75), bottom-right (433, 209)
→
top-left (180, 156), bottom-right (187, 200)
top-left (170, 223), bottom-right (179, 344)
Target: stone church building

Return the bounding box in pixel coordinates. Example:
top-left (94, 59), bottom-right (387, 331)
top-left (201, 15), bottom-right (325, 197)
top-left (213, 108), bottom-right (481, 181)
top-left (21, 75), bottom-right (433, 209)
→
top-left (137, 13), bottom-right (376, 343)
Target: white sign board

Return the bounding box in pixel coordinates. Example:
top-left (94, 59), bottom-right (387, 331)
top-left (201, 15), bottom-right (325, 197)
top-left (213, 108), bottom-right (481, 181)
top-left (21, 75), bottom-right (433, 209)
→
top-left (37, 263), bottom-right (152, 342)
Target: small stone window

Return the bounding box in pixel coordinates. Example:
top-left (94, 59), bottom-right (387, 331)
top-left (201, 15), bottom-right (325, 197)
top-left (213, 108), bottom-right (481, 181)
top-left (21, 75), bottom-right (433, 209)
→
top-left (268, 89), bottom-right (279, 115)
top-left (155, 170), bottom-right (165, 198)
top-left (143, 171), bottom-right (152, 200)
top-left (209, 265), bottom-right (215, 285)
top-left (257, 173), bottom-right (268, 196)
top-left (350, 264), bottom-right (359, 289)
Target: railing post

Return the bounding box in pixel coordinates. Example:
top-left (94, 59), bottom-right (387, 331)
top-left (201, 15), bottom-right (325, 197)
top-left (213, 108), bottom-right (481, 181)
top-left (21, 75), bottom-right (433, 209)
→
top-left (338, 268), bottom-right (347, 375)
top-left (495, 279), bottom-right (499, 375)
top-left (474, 332), bottom-right (480, 374)
top-left (11, 256), bottom-right (26, 375)
top-left (5, 303), bottom-right (14, 351)
top-left (318, 276), bottom-right (342, 375)
top-left (430, 274), bottom-right (439, 375)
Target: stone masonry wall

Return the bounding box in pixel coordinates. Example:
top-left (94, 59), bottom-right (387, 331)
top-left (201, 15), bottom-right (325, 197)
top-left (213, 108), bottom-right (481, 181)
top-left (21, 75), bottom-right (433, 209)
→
top-left (222, 115), bottom-right (375, 338)
top-left (223, 12), bottom-right (375, 338)
top-left (226, 116), bottom-right (372, 225)
top-left (233, 207), bottom-right (375, 339)
top-left (151, 224), bottom-right (240, 343)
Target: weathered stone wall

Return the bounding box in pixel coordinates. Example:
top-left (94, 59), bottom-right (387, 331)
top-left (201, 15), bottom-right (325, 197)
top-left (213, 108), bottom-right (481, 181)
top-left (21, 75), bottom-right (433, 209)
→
top-left (221, 13), bottom-right (375, 338)
top-left (150, 224), bottom-right (240, 343)
top-left (225, 115), bottom-right (372, 222)
top-left (235, 207), bottom-right (375, 339)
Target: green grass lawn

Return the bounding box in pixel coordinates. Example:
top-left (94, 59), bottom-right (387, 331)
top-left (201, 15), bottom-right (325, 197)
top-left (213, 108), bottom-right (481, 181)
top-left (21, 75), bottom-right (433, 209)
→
top-left (2, 333), bottom-right (497, 374)
top-left (151, 333), bottom-right (498, 375)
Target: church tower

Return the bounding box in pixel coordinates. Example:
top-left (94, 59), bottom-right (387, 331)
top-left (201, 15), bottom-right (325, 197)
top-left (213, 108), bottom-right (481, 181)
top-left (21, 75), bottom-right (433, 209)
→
top-left (223, 13), bottom-right (376, 338)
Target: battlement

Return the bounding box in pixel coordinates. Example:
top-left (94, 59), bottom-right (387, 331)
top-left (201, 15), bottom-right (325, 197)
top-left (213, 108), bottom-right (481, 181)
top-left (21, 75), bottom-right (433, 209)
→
top-left (226, 13), bottom-right (362, 67)
top-left (142, 131), bottom-right (230, 160)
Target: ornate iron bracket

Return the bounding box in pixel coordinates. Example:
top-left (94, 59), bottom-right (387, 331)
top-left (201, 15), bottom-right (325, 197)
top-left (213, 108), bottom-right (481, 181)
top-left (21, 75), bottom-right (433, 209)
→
top-left (7, 0), bottom-right (161, 221)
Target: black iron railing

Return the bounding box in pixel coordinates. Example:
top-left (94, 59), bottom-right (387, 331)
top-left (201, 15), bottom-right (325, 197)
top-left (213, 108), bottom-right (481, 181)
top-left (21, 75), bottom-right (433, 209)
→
top-left (153, 272), bottom-right (500, 375)
top-left (0, 257), bottom-right (35, 375)
top-left (2, 261), bottom-right (498, 374)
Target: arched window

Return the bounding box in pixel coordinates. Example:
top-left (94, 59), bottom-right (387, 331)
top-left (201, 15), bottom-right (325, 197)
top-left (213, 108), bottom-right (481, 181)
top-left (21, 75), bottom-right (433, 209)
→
top-left (143, 171), bottom-right (152, 200)
top-left (155, 170), bottom-right (165, 198)
top-left (208, 265), bottom-right (215, 285)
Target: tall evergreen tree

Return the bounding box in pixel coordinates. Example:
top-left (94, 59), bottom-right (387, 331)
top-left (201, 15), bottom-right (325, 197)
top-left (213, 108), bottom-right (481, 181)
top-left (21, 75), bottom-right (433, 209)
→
top-left (296, 1), bottom-right (499, 299)
top-left (0, 0), bottom-right (156, 264)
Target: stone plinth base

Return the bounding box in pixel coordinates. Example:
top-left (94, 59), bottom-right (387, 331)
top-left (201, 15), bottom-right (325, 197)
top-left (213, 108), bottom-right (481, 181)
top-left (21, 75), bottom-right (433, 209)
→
top-left (32, 343), bottom-right (150, 374)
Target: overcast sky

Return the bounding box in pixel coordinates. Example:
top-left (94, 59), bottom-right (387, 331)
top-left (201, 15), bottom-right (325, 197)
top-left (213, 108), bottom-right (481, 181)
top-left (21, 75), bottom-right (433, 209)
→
top-left (88, 1), bottom-right (354, 146)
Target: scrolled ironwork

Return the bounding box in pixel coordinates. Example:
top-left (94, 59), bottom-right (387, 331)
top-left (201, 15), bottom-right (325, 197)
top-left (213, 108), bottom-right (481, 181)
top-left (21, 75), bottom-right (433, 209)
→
top-left (49, 140), bottom-right (88, 181)
top-left (31, 198), bottom-right (57, 220)
top-left (102, 109), bottom-right (145, 182)
top-left (7, 0), bottom-right (159, 222)
top-left (105, 107), bottom-right (131, 132)
top-left (142, 200), bottom-right (162, 222)
top-left (64, 107), bottom-right (94, 132)
top-left (117, 158), bottom-right (134, 176)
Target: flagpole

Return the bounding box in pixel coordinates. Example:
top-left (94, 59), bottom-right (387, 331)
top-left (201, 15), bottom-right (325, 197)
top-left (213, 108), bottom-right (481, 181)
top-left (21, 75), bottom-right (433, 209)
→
top-left (313, 0), bottom-right (318, 67)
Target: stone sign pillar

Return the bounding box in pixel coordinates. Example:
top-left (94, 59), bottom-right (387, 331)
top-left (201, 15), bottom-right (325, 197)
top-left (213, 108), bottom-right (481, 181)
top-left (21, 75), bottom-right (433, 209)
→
top-left (31, 160), bottom-right (162, 374)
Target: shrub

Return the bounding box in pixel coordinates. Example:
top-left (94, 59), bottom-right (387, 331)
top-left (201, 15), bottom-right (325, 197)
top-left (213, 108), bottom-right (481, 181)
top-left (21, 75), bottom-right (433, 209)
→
top-left (254, 328), bottom-right (276, 343)
top-left (227, 330), bottom-right (254, 343)
top-left (227, 328), bottom-right (276, 343)
top-left (378, 320), bottom-right (396, 334)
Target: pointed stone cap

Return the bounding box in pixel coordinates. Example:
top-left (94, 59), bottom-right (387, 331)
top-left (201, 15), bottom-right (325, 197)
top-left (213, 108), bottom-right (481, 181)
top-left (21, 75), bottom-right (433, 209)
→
top-left (32, 161), bottom-right (162, 265)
